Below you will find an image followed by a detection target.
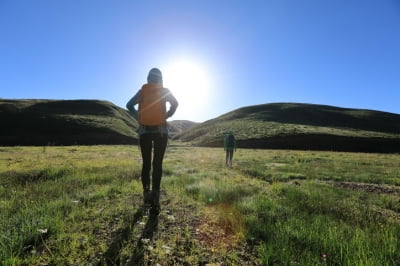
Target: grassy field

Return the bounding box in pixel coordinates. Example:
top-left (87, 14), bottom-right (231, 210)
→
top-left (0, 145), bottom-right (399, 265)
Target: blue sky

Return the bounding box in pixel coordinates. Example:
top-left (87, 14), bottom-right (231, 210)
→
top-left (1, 0), bottom-right (399, 122)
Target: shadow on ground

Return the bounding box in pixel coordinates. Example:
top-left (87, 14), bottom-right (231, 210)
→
top-left (99, 206), bottom-right (159, 265)
top-left (127, 213), bottom-right (159, 266)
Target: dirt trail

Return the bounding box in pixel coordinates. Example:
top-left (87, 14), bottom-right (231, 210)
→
top-left (99, 191), bottom-right (260, 265)
top-left (330, 181), bottom-right (400, 194)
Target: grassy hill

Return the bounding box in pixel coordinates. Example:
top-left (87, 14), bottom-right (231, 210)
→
top-left (176, 103), bottom-right (400, 152)
top-left (0, 99), bottom-right (139, 145)
top-left (168, 120), bottom-right (198, 136)
top-left (2, 100), bottom-right (400, 152)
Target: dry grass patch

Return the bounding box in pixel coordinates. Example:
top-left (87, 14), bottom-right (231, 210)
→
top-left (196, 203), bottom-right (245, 252)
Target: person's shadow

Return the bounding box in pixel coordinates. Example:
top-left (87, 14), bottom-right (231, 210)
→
top-left (126, 213), bottom-right (159, 266)
top-left (100, 208), bottom-right (159, 266)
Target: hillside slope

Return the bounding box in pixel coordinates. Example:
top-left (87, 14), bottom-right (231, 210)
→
top-left (176, 103), bottom-right (400, 152)
top-left (168, 120), bottom-right (198, 136)
top-left (0, 99), bottom-right (138, 145)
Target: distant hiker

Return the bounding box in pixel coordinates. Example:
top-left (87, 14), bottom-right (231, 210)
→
top-left (126, 68), bottom-right (178, 215)
top-left (224, 131), bottom-right (237, 168)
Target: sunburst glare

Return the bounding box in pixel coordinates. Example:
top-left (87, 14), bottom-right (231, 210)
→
top-left (163, 59), bottom-right (210, 121)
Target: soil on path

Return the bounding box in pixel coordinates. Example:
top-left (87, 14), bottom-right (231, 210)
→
top-left (99, 191), bottom-right (260, 265)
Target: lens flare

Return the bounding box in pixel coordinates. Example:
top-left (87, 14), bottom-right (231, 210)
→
top-left (163, 59), bottom-right (210, 120)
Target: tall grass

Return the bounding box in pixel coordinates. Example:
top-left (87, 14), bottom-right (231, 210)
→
top-left (0, 146), bottom-right (142, 264)
top-left (237, 182), bottom-right (399, 265)
top-left (0, 145), bottom-right (399, 264)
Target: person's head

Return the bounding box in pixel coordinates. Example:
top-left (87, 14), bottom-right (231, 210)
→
top-left (147, 68), bottom-right (163, 84)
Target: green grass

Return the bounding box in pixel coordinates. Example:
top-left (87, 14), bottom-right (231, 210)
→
top-left (0, 99), bottom-right (138, 145)
top-left (178, 119), bottom-right (400, 144)
top-left (0, 145), bottom-right (399, 265)
top-left (176, 103), bottom-right (400, 152)
top-left (243, 183), bottom-right (399, 265)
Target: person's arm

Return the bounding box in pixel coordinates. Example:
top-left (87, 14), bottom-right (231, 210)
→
top-left (126, 90), bottom-right (141, 120)
top-left (164, 88), bottom-right (179, 119)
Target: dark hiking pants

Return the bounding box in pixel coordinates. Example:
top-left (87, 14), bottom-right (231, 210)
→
top-left (226, 148), bottom-right (234, 166)
top-left (139, 133), bottom-right (168, 192)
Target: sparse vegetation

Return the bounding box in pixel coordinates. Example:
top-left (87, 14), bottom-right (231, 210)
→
top-left (2, 100), bottom-right (400, 152)
top-left (0, 145), bottom-right (399, 265)
top-left (176, 103), bottom-right (400, 152)
top-left (0, 99), bottom-right (139, 145)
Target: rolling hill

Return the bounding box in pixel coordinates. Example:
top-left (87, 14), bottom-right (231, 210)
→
top-left (2, 100), bottom-right (400, 152)
top-left (168, 120), bottom-right (198, 136)
top-left (0, 99), bottom-right (139, 145)
top-left (175, 103), bottom-right (400, 152)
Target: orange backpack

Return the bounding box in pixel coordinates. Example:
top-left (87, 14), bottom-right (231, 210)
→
top-left (138, 83), bottom-right (167, 126)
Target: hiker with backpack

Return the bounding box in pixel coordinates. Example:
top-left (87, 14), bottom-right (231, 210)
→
top-left (224, 131), bottom-right (237, 168)
top-left (126, 68), bottom-right (178, 215)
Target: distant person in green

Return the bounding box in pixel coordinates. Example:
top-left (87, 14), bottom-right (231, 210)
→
top-left (224, 131), bottom-right (237, 168)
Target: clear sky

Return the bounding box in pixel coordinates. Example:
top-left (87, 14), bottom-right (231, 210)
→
top-left (1, 0), bottom-right (399, 122)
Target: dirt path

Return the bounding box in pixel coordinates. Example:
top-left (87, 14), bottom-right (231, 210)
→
top-left (330, 181), bottom-right (400, 194)
top-left (98, 191), bottom-right (260, 265)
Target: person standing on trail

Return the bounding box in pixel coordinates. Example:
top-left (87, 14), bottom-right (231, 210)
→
top-left (224, 131), bottom-right (237, 168)
top-left (126, 68), bottom-right (178, 215)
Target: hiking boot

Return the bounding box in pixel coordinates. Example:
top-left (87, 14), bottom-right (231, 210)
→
top-left (143, 189), bottom-right (152, 207)
top-left (150, 190), bottom-right (160, 216)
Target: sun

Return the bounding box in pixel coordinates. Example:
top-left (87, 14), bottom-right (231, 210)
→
top-left (162, 59), bottom-right (210, 120)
